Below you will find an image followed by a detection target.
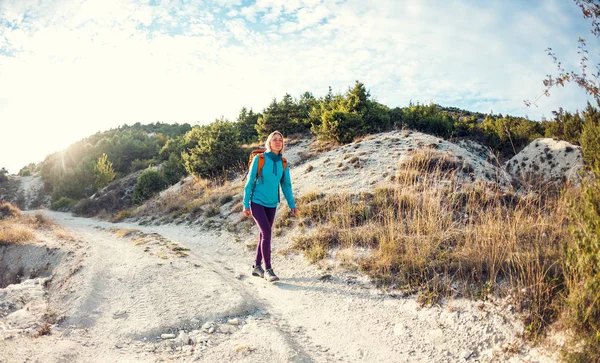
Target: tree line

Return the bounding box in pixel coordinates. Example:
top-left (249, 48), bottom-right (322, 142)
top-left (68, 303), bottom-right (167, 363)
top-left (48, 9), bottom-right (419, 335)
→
top-left (4, 80), bottom-right (598, 210)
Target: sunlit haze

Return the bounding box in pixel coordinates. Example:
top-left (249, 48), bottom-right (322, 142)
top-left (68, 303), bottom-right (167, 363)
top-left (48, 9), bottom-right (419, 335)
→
top-left (0, 0), bottom-right (597, 173)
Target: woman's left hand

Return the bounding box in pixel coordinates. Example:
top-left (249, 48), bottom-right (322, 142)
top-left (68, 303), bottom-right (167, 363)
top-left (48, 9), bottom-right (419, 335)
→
top-left (290, 208), bottom-right (298, 217)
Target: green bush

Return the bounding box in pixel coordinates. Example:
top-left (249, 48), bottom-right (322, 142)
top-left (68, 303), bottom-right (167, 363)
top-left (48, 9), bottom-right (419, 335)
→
top-left (132, 169), bottom-right (166, 204)
top-left (130, 158), bottom-right (154, 173)
top-left (161, 154), bottom-right (187, 185)
top-left (94, 153), bottom-right (116, 189)
top-left (182, 120), bottom-right (245, 178)
top-left (0, 167), bottom-right (8, 183)
top-left (579, 103), bottom-right (600, 170)
top-left (402, 103), bottom-right (454, 138)
top-left (50, 197), bottom-right (77, 211)
top-left (317, 110), bottom-right (362, 144)
top-left (72, 197), bottom-right (98, 217)
top-left (565, 171), bottom-right (600, 359)
top-left (564, 104), bottom-right (600, 359)
top-left (236, 107), bottom-right (260, 143)
top-left (18, 167), bottom-right (31, 177)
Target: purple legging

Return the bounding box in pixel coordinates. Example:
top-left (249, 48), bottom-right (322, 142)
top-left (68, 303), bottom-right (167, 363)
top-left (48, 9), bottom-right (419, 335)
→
top-left (251, 202), bottom-right (277, 269)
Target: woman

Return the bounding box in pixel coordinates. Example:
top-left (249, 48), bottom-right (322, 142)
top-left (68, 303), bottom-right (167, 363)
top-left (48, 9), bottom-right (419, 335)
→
top-left (243, 131), bottom-right (297, 282)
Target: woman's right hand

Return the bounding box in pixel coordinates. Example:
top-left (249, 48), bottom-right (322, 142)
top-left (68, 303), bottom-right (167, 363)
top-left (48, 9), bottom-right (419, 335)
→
top-left (243, 208), bottom-right (251, 217)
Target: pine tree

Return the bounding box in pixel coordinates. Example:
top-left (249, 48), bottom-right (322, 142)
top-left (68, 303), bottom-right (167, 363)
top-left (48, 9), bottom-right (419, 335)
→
top-left (94, 153), bottom-right (116, 190)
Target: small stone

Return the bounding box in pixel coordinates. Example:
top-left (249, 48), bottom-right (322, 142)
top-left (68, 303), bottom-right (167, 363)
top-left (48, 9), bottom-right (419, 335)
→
top-left (393, 323), bottom-right (410, 337)
top-left (173, 331), bottom-right (190, 345)
top-left (161, 333), bottom-right (176, 339)
top-left (461, 350), bottom-right (473, 360)
top-left (228, 318), bottom-right (240, 325)
top-left (208, 327), bottom-right (215, 334)
top-left (219, 324), bottom-right (234, 334)
top-left (113, 310), bottom-right (127, 319)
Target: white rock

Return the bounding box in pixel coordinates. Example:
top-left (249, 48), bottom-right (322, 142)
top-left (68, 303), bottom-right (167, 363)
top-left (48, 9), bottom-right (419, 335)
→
top-left (6, 310), bottom-right (35, 328)
top-left (201, 321), bottom-right (213, 331)
top-left (228, 318), bottom-right (240, 325)
top-left (160, 333), bottom-right (176, 339)
top-left (173, 331), bottom-right (190, 345)
top-left (393, 323), bottom-right (408, 337)
top-left (219, 324), bottom-right (233, 334)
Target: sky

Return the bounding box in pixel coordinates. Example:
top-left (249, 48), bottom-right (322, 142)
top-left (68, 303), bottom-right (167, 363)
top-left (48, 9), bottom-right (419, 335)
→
top-left (0, 0), bottom-right (597, 174)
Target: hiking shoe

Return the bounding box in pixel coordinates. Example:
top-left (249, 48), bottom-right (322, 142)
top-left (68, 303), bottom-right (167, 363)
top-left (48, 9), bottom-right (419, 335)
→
top-left (264, 268), bottom-right (279, 282)
top-left (252, 264), bottom-right (264, 278)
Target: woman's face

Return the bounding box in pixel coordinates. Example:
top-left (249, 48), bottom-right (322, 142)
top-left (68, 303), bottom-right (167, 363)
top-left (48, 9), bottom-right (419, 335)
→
top-left (270, 134), bottom-right (284, 153)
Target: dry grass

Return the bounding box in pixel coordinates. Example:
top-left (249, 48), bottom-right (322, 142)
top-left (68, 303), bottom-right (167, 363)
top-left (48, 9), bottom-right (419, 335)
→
top-left (111, 228), bottom-right (140, 238)
top-left (53, 228), bottom-right (74, 241)
top-left (0, 203), bottom-right (42, 244)
top-left (34, 322), bottom-right (52, 337)
top-left (133, 177), bottom-right (240, 222)
top-left (0, 225), bottom-right (36, 244)
top-left (0, 201), bottom-right (22, 219)
top-left (26, 213), bottom-right (55, 229)
top-left (289, 150), bottom-right (568, 337)
top-left (111, 209), bottom-right (133, 222)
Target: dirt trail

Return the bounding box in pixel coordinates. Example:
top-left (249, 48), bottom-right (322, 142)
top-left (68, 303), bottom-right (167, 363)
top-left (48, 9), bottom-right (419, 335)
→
top-left (1, 211), bottom-right (557, 362)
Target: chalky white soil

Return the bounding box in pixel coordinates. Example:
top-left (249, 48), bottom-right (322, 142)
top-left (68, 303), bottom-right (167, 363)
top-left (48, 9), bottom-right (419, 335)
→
top-left (505, 138), bottom-right (583, 183)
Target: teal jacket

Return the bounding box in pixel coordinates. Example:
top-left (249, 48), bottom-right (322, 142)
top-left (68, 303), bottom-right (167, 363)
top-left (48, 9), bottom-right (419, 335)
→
top-left (243, 152), bottom-right (296, 210)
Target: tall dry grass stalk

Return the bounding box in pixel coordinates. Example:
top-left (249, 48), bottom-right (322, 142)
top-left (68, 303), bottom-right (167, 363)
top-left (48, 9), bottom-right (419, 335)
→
top-left (291, 149), bottom-right (568, 337)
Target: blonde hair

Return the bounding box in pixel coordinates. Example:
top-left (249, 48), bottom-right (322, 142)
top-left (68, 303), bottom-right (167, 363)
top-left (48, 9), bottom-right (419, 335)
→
top-left (264, 131), bottom-right (285, 154)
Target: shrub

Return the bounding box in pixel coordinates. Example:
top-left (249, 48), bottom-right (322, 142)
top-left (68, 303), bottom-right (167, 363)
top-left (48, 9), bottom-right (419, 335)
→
top-left (0, 167), bottom-right (8, 183)
top-left (564, 172), bottom-right (600, 358)
top-left (18, 167), bottom-right (31, 176)
top-left (0, 225), bottom-right (35, 244)
top-left (50, 197), bottom-right (77, 211)
top-left (130, 158), bottom-right (154, 173)
top-left (72, 198), bottom-right (99, 217)
top-left (562, 104), bottom-right (600, 358)
top-left (94, 153), bottom-right (116, 189)
top-left (401, 103), bottom-right (454, 138)
top-left (161, 154), bottom-right (187, 185)
top-left (317, 110), bottom-right (363, 144)
top-left (132, 169), bottom-right (167, 204)
top-left (111, 210), bottom-right (133, 222)
top-left (182, 120), bottom-right (245, 178)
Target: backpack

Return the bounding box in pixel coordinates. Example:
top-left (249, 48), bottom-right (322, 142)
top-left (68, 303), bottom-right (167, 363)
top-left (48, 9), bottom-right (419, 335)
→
top-left (246, 149), bottom-right (287, 181)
